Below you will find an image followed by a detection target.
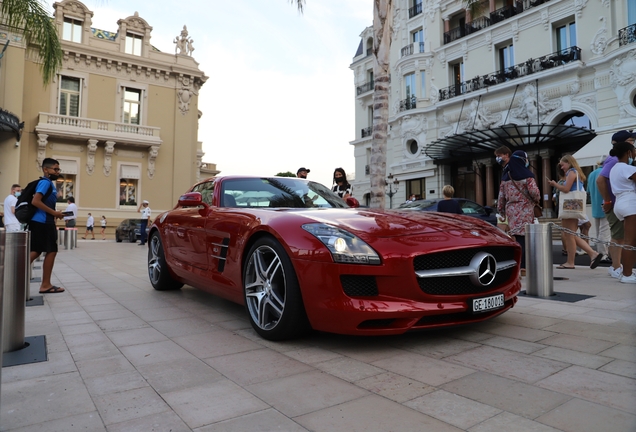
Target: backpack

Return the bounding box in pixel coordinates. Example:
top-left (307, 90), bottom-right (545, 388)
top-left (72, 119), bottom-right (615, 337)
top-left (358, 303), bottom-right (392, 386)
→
top-left (14, 178), bottom-right (54, 224)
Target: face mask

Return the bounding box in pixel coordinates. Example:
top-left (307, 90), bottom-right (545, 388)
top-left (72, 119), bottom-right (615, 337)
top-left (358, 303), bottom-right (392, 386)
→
top-left (14, 191), bottom-right (21, 197)
top-left (525, 161), bottom-right (530, 168)
top-left (336, 177), bottom-right (344, 183)
top-left (496, 156), bottom-right (503, 165)
top-left (49, 173), bottom-right (60, 181)
top-left (629, 157), bottom-right (634, 165)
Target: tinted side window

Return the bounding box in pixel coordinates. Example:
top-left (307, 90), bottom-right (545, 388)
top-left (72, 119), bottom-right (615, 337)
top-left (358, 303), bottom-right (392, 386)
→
top-left (193, 181), bottom-right (215, 205)
top-left (460, 201), bottom-right (484, 215)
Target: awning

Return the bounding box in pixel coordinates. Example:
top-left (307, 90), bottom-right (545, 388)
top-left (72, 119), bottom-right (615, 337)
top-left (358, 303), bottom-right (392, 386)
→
top-left (0, 108), bottom-right (23, 140)
top-left (571, 132), bottom-right (614, 167)
top-left (424, 124), bottom-right (596, 162)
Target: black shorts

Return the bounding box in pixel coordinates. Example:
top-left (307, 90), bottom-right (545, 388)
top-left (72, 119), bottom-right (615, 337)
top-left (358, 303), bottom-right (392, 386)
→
top-left (86, 226), bottom-right (94, 231)
top-left (29, 221), bottom-right (58, 254)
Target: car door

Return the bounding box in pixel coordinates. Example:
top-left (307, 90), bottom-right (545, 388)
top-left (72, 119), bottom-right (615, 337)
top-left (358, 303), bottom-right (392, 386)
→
top-left (168, 182), bottom-right (214, 270)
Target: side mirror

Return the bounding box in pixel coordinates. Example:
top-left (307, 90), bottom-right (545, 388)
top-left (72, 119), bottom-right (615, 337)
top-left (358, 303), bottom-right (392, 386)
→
top-left (178, 192), bottom-right (206, 208)
top-left (346, 197), bottom-right (360, 208)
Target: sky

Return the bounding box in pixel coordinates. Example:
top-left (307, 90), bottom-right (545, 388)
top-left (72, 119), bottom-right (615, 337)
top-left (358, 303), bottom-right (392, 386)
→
top-left (49, 0), bottom-right (373, 187)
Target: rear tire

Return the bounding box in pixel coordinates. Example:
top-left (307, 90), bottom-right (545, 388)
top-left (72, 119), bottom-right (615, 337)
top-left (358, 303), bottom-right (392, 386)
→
top-left (148, 232), bottom-right (183, 291)
top-left (243, 236), bottom-right (309, 340)
top-left (115, 231), bottom-right (122, 242)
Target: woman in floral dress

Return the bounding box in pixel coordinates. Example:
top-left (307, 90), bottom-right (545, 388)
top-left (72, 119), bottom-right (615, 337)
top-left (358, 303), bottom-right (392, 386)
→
top-left (497, 150), bottom-right (541, 274)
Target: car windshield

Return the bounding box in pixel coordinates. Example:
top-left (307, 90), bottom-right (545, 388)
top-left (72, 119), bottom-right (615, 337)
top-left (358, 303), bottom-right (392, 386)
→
top-left (398, 199), bottom-right (437, 210)
top-left (221, 178), bottom-right (348, 209)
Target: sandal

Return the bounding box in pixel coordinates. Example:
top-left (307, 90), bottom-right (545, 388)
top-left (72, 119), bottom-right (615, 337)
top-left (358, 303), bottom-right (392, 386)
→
top-left (590, 253), bottom-right (603, 269)
top-left (556, 265), bottom-right (575, 269)
top-left (39, 285), bottom-right (65, 294)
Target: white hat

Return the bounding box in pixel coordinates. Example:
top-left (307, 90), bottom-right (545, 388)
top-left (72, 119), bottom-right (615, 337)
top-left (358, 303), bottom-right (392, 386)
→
top-left (142, 200), bottom-right (149, 204)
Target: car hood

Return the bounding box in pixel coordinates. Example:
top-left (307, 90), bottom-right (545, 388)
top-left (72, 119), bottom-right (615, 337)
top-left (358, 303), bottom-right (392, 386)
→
top-left (284, 208), bottom-right (502, 239)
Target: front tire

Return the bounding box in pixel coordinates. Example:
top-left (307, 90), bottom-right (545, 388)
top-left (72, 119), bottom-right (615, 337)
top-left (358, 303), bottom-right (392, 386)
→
top-left (148, 232), bottom-right (183, 291)
top-left (129, 231), bottom-right (136, 243)
top-left (243, 237), bottom-right (309, 340)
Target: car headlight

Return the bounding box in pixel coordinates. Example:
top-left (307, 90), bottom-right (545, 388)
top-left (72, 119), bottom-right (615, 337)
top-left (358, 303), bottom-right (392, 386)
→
top-left (302, 223), bottom-right (381, 265)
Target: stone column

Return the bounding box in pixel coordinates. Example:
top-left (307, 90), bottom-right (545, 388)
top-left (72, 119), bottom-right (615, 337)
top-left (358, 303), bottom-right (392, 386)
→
top-left (485, 162), bottom-right (495, 208)
top-left (490, 0), bottom-right (496, 13)
top-left (443, 17), bottom-right (450, 33)
top-left (540, 150), bottom-right (554, 217)
top-left (474, 162), bottom-right (484, 206)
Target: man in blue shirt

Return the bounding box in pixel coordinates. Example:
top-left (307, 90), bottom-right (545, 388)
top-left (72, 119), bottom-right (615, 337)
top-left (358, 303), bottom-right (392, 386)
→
top-left (30, 158), bottom-right (66, 294)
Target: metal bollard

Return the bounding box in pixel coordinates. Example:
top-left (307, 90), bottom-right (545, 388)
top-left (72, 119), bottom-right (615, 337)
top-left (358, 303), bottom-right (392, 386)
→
top-left (2, 230), bottom-right (30, 353)
top-left (525, 223), bottom-right (554, 297)
top-left (64, 228), bottom-right (72, 250)
top-left (71, 228), bottom-right (77, 248)
top-left (58, 227), bottom-right (65, 245)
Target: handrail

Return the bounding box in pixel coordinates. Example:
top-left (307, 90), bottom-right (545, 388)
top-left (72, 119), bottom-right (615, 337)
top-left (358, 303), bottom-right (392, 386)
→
top-left (356, 80), bottom-right (374, 95)
top-left (619, 23), bottom-right (636, 47)
top-left (399, 95), bottom-right (417, 112)
top-left (38, 113), bottom-right (160, 137)
top-left (408, 2), bottom-right (423, 19)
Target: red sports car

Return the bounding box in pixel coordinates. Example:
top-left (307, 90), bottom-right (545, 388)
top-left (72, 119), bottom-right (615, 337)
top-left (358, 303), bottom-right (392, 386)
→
top-left (147, 176), bottom-right (521, 340)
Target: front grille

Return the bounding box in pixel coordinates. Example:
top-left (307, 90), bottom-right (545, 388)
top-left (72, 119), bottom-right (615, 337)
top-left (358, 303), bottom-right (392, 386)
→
top-left (417, 268), bottom-right (514, 295)
top-left (413, 247), bottom-right (515, 271)
top-left (341, 275), bottom-right (378, 297)
top-left (414, 247), bottom-right (516, 296)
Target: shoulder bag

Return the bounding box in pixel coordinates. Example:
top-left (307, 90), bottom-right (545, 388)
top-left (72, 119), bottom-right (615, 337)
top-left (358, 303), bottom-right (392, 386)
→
top-left (510, 178), bottom-right (543, 218)
top-left (558, 170), bottom-right (586, 220)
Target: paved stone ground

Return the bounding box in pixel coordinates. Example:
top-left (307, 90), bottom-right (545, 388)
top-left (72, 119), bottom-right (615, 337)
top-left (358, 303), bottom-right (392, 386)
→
top-left (1, 241), bottom-right (635, 431)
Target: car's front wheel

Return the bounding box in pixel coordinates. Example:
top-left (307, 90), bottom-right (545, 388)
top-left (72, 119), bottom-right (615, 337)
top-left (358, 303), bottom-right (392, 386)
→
top-left (129, 231), bottom-right (136, 243)
top-left (243, 237), bottom-right (309, 340)
top-left (115, 230), bottom-right (122, 242)
top-left (148, 232), bottom-right (183, 291)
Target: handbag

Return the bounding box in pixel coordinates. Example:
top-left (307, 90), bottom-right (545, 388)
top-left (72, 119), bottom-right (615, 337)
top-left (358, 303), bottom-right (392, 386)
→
top-left (558, 170), bottom-right (587, 220)
top-left (510, 178), bottom-right (543, 218)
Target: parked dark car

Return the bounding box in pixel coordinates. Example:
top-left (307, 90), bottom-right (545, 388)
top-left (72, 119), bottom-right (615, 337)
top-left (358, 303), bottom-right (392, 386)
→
top-left (115, 219), bottom-right (149, 243)
top-left (398, 198), bottom-right (497, 226)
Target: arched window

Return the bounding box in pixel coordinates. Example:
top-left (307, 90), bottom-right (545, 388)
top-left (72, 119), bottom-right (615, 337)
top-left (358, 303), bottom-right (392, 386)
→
top-left (558, 112), bottom-right (591, 129)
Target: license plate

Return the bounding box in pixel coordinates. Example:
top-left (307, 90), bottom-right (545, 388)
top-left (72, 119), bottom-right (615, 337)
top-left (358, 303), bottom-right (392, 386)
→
top-left (472, 294), bottom-right (505, 313)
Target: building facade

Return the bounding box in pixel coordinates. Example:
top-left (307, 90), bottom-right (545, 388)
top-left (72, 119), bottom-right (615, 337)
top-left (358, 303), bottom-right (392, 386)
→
top-left (350, 0), bottom-right (636, 215)
top-left (0, 0), bottom-right (218, 231)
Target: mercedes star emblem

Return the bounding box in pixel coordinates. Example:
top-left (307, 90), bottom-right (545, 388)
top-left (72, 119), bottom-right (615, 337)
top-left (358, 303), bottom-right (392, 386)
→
top-left (468, 252), bottom-right (498, 287)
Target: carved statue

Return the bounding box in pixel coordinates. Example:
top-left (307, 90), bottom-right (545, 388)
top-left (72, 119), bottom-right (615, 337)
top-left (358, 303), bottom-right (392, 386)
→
top-left (461, 99), bottom-right (500, 131)
top-left (512, 83), bottom-right (558, 123)
top-left (174, 25), bottom-right (195, 56)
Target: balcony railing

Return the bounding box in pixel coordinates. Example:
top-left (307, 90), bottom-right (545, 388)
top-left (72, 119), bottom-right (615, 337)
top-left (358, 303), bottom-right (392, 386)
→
top-left (438, 46), bottom-right (581, 102)
top-left (619, 23), bottom-right (636, 46)
top-left (408, 2), bottom-right (422, 19)
top-left (443, 0), bottom-right (551, 45)
top-left (361, 126), bottom-right (372, 138)
top-left (401, 44), bottom-right (413, 57)
top-left (399, 95), bottom-right (417, 112)
top-left (357, 80), bottom-right (374, 95)
top-left (35, 113), bottom-right (162, 146)
top-left (366, 47), bottom-right (373, 56)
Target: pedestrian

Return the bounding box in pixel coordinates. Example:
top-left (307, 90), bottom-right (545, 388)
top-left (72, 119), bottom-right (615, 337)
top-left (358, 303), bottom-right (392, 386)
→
top-left (332, 168), bottom-right (352, 199)
top-left (496, 150), bottom-right (541, 276)
top-left (608, 140), bottom-right (636, 284)
top-left (437, 185), bottom-right (463, 214)
top-left (597, 130), bottom-right (635, 279)
top-left (64, 196), bottom-right (78, 227)
top-left (29, 158), bottom-right (66, 294)
top-left (404, 194), bottom-right (417, 204)
top-left (296, 167), bottom-right (310, 179)
top-left (137, 200), bottom-right (151, 245)
top-left (83, 212), bottom-right (95, 239)
top-left (494, 145), bottom-right (512, 177)
top-left (587, 156), bottom-right (611, 262)
top-left (3, 184), bottom-right (22, 232)
top-left (549, 154), bottom-right (602, 269)
top-left (100, 215), bottom-right (107, 240)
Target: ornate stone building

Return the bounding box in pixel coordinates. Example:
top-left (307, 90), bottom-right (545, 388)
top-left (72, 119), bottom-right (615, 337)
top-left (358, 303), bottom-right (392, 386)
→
top-left (350, 0), bottom-right (636, 215)
top-left (0, 0), bottom-right (218, 230)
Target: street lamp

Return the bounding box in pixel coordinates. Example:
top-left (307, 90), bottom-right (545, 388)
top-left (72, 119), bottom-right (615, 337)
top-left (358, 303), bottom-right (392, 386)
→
top-left (385, 173), bottom-right (399, 208)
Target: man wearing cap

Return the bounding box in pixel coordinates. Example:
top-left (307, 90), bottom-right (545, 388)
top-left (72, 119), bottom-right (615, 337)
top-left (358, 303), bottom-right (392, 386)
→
top-left (597, 130), bottom-right (636, 279)
top-left (297, 167), bottom-right (310, 179)
top-left (137, 199), bottom-right (151, 246)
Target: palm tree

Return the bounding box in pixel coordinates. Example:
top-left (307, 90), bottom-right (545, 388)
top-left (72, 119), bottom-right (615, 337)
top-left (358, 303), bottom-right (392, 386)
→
top-left (291, 0), bottom-right (393, 208)
top-left (1, 0), bottom-right (63, 85)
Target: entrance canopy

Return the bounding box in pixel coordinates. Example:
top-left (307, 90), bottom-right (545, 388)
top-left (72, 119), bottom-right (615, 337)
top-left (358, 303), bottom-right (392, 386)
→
top-left (571, 132), bottom-right (613, 167)
top-left (424, 124), bottom-right (596, 162)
